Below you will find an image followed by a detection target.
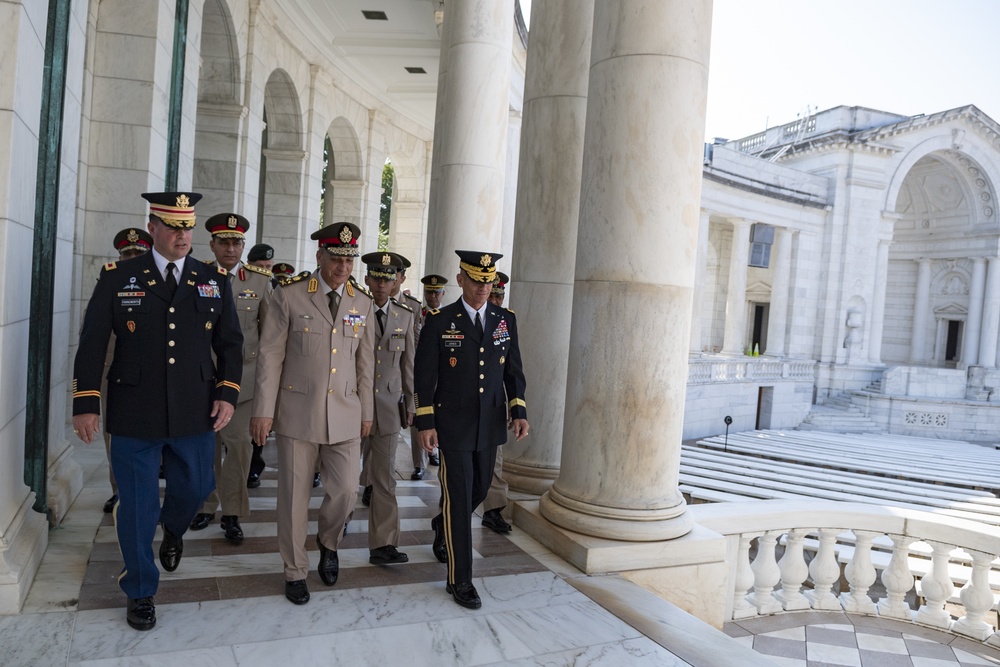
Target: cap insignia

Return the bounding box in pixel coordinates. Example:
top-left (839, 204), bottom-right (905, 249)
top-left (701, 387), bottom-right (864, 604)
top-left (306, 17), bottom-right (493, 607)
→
top-left (480, 254), bottom-right (492, 267)
top-left (127, 230), bottom-right (139, 243)
top-left (339, 225), bottom-right (353, 243)
top-left (227, 215), bottom-right (238, 228)
top-left (430, 277), bottom-right (438, 285)
top-left (382, 254), bottom-right (391, 265)
top-left (175, 193), bottom-right (190, 208)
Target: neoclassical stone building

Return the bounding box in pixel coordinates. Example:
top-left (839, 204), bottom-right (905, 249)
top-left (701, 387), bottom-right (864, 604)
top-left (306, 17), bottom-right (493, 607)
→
top-left (2, 0), bottom-right (999, 646)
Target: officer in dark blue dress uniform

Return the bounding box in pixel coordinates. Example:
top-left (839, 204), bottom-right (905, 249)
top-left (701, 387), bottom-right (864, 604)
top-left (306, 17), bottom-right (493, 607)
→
top-left (414, 250), bottom-right (529, 609)
top-left (72, 192), bottom-right (243, 631)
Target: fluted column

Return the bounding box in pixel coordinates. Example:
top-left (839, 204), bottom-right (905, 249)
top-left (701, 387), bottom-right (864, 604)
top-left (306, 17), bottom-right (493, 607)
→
top-left (868, 241), bottom-right (890, 363)
top-left (765, 227), bottom-right (792, 357)
top-left (539, 0), bottom-right (712, 541)
top-left (909, 258), bottom-right (932, 364)
top-left (689, 210), bottom-right (711, 354)
top-left (722, 219), bottom-right (752, 355)
top-left (964, 257), bottom-right (986, 367)
top-left (504, 0), bottom-right (594, 494)
top-left (981, 258), bottom-right (1000, 368)
top-left (424, 0), bottom-right (512, 277)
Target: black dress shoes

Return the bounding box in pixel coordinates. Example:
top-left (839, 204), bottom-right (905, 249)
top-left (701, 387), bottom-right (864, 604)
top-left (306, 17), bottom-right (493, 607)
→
top-left (369, 545), bottom-right (409, 565)
top-left (103, 494), bottom-right (118, 514)
top-left (159, 527), bottom-right (183, 572)
top-left (431, 514), bottom-right (448, 563)
top-left (285, 579), bottom-right (310, 605)
top-left (446, 581), bottom-right (482, 609)
top-left (189, 512), bottom-right (213, 531)
top-left (361, 485), bottom-right (373, 506)
top-left (410, 467), bottom-right (424, 480)
top-left (220, 515), bottom-right (244, 544)
top-left (318, 541), bottom-right (339, 586)
top-left (126, 596), bottom-right (156, 630)
top-left (481, 508), bottom-right (512, 534)
top-left (246, 474), bottom-right (260, 489)
top-left (429, 452), bottom-right (440, 466)
top-left (313, 472), bottom-right (321, 488)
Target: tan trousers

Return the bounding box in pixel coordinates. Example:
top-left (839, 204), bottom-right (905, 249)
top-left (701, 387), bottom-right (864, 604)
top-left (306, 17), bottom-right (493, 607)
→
top-left (277, 433), bottom-right (360, 581)
top-left (483, 445), bottom-right (508, 512)
top-left (362, 429), bottom-right (401, 549)
top-left (409, 425), bottom-right (427, 468)
top-left (200, 400), bottom-right (253, 517)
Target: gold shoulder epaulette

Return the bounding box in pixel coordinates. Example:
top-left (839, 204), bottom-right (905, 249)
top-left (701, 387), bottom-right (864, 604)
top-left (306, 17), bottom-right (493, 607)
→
top-left (307, 277), bottom-right (318, 293)
top-left (505, 307), bottom-right (515, 314)
top-left (203, 257), bottom-right (215, 265)
top-left (392, 297), bottom-right (414, 313)
top-left (104, 261), bottom-right (117, 271)
top-left (217, 266), bottom-right (228, 275)
top-left (426, 307), bottom-right (441, 316)
top-left (284, 271), bottom-right (310, 287)
top-left (243, 263), bottom-right (273, 278)
top-left (348, 277), bottom-right (373, 299)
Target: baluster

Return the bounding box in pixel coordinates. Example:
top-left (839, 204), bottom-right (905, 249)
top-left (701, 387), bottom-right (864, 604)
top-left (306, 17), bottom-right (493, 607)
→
top-left (915, 540), bottom-right (956, 629)
top-left (878, 534), bottom-right (916, 620)
top-left (954, 549), bottom-right (997, 641)
top-left (775, 528), bottom-right (811, 611)
top-left (748, 531), bottom-right (783, 614)
top-left (804, 528), bottom-right (841, 610)
top-left (840, 530), bottom-right (879, 614)
top-left (732, 534), bottom-right (757, 619)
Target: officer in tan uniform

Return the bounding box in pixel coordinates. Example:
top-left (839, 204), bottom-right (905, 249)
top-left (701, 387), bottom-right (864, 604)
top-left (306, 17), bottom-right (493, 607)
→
top-left (190, 213), bottom-right (272, 542)
top-left (358, 252), bottom-right (414, 565)
top-left (251, 222), bottom-right (374, 605)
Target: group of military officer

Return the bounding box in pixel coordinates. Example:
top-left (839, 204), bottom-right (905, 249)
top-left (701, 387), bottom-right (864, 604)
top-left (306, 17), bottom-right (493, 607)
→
top-left (73, 191), bottom-right (529, 629)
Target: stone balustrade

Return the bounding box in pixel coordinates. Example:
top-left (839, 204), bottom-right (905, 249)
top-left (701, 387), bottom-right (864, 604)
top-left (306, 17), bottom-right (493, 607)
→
top-left (687, 357), bottom-right (816, 385)
top-left (690, 499), bottom-right (1000, 646)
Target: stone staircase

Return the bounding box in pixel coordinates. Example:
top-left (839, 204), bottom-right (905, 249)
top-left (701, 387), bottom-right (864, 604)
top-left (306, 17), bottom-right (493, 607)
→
top-left (796, 393), bottom-right (883, 433)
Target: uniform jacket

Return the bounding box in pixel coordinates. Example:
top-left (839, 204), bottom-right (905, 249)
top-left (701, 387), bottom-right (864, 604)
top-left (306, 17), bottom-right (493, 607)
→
top-left (253, 272), bottom-right (375, 444)
top-left (371, 297), bottom-right (415, 436)
top-left (73, 252), bottom-right (244, 439)
top-left (413, 298), bottom-right (527, 451)
top-left (212, 261), bottom-right (272, 403)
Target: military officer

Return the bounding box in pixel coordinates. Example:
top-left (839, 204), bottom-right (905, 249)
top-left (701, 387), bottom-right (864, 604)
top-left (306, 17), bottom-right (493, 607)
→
top-left (245, 247), bottom-right (281, 487)
top-left (408, 274), bottom-right (448, 480)
top-left (414, 251), bottom-right (529, 609)
top-left (251, 222), bottom-right (375, 605)
top-left (72, 192), bottom-right (243, 631)
top-left (356, 252), bottom-right (415, 565)
top-left (272, 262), bottom-right (296, 285)
top-left (189, 213), bottom-right (272, 542)
top-left (247, 243), bottom-right (275, 272)
top-left (480, 271), bottom-right (513, 533)
top-left (100, 228), bottom-right (155, 514)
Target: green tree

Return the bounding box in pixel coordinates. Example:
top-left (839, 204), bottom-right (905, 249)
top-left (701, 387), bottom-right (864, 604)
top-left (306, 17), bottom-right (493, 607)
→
top-left (379, 160), bottom-right (394, 250)
top-left (319, 135), bottom-right (332, 227)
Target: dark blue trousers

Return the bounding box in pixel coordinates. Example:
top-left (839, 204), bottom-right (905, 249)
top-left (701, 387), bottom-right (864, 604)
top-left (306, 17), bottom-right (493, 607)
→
top-left (439, 445), bottom-right (497, 586)
top-left (109, 431), bottom-right (215, 598)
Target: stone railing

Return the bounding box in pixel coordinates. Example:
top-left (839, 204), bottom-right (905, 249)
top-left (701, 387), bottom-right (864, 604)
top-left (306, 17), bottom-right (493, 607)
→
top-left (690, 500), bottom-right (1000, 646)
top-left (687, 357), bottom-right (816, 385)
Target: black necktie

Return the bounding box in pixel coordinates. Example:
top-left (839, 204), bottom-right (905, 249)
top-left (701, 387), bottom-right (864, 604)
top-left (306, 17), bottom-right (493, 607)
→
top-left (475, 311), bottom-right (484, 338)
top-left (377, 309), bottom-right (386, 335)
top-left (165, 262), bottom-right (178, 298)
top-left (328, 291), bottom-right (340, 320)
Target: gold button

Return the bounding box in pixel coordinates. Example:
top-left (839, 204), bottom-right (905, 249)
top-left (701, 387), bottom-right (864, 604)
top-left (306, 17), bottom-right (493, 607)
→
top-left (287, 385), bottom-right (293, 389)
top-left (377, 374), bottom-right (382, 379)
top-left (332, 349), bottom-right (337, 354)
top-left (480, 347), bottom-right (484, 353)
top-left (168, 340), bottom-right (175, 347)
top-left (333, 328), bottom-right (337, 333)
top-left (375, 389), bottom-right (379, 394)
top-left (377, 345), bottom-right (381, 351)
top-left (328, 389), bottom-right (334, 394)
top-left (479, 374), bottom-right (484, 379)
top-left (331, 368), bottom-right (336, 374)
top-left (479, 361), bottom-right (484, 366)
top-left (168, 358), bottom-right (175, 364)
top-left (377, 360), bottom-right (381, 364)
top-left (479, 387), bottom-right (484, 393)
top-left (304, 327), bottom-right (309, 332)
top-left (169, 323), bottom-right (176, 330)
top-left (127, 308), bottom-right (133, 312)
top-left (169, 307), bottom-right (175, 313)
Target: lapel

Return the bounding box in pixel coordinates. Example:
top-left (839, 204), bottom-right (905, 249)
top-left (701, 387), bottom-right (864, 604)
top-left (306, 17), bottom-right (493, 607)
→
top-left (310, 271), bottom-right (335, 326)
top-left (451, 298), bottom-right (480, 343)
top-left (173, 258), bottom-right (204, 305)
top-left (377, 301), bottom-right (392, 345)
top-left (135, 252), bottom-right (171, 302)
top-left (484, 306), bottom-right (501, 342)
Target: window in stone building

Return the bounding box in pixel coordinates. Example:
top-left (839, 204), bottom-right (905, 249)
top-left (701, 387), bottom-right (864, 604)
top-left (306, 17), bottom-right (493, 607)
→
top-left (749, 223), bottom-right (774, 268)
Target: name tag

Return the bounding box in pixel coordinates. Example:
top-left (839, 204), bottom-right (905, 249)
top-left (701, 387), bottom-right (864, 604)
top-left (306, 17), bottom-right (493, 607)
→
top-left (444, 339), bottom-right (462, 349)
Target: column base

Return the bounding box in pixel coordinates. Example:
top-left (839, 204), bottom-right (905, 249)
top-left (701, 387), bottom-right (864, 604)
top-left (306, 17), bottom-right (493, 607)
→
top-left (503, 459), bottom-right (558, 495)
top-left (539, 485), bottom-right (692, 542)
top-left (46, 441), bottom-right (84, 524)
top-left (0, 495), bottom-right (49, 614)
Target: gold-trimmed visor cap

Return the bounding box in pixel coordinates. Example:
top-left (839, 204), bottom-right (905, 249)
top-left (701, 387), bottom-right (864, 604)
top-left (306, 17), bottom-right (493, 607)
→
top-left (142, 191), bottom-right (202, 228)
top-left (204, 212), bottom-right (249, 239)
top-left (361, 251), bottom-right (401, 280)
top-left (312, 222), bottom-right (361, 256)
top-left (455, 249), bottom-right (503, 283)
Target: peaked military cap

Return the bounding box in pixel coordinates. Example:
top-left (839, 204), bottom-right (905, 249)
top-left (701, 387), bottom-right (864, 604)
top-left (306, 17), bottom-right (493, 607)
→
top-left (141, 191), bottom-right (202, 228)
top-left (204, 212), bottom-right (250, 240)
top-left (393, 253), bottom-right (412, 272)
top-left (112, 227), bottom-right (153, 255)
top-left (312, 222), bottom-right (361, 256)
top-left (492, 271), bottom-right (509, 296)
top-left (455, 249), bottom-right (502, 283)
top-left (421, 274), bottom-right (448, 291)
top-left (361, 251), bottom-right (401, 280)
top-left (247, 243), bottom-right (274, 262)
top-left (272, 262), bottom-right (295, 278)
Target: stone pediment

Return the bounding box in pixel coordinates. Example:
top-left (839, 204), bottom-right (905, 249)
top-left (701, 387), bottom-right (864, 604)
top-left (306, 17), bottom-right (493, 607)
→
top-left (932, 302), bottom-right (968, 316)
top-left (746, 280), bottom-right (771, 300)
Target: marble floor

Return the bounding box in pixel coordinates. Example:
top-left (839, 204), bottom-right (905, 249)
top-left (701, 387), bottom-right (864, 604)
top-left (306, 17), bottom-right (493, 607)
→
top-left (3, 437), bottom-right (1000, 666)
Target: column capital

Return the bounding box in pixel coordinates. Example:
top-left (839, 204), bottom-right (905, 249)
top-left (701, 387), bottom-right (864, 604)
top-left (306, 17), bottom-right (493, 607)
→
top-left (728, 216), bottom-right (753, 228)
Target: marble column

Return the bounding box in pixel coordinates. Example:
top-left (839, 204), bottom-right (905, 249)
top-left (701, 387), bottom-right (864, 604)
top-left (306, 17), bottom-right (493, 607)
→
top-left (909, 258), bottom-right (932, 364)
top-left (981, 257), bottom-right (1000, 368)
top-left (539, 0), bottom-right (712, 541)
top-left (722, 219), bottom-right (752, 355)
top-left (964, 257), bottom-right (986, 367)
top-left (423, 3), bottom-right (453, 274)
top-left (504, 0), bottom-right (593, 495)
top-left (689, 210), bottom-right (711, 354)
top-left (765, 227), bottom-right (792, 357)
top-left (424, 0), bottom-right (512, 277)
top-left (867, 241), bottom-right (890, 364)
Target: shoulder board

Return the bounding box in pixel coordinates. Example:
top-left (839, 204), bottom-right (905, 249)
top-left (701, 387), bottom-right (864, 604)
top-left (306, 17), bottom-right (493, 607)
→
top-left (202, 258), bottom-right (215, 265)
top-left (243, 263), bottom-right (273, 278)
top-left (426, 307), bottom-right (441, 316)
top-left (104, 261), bottom-right (117, 271)
top-left (348, 277), bottom-right (373, 299)
top-left (392, 298), bottom-right (414, 313)
top-left (307, 277), bottom-right (318, 293)
top-left (504, 307), bottom-right (515, 315)
top-left (404, 293), bottom-right (420, 304)
top-left (284, 271), bottom-right (311, 287)
top-left (216, 266), bottom-right (228, 275)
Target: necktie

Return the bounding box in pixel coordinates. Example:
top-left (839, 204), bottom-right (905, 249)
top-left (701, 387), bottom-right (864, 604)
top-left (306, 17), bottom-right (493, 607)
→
top-left (328, 290), bottom-right (340, 320)
top-left (376, 309), bottom-right (386, 335)
top-left (165, 262), bottom-right (178, 298)
top-left (475, 311), bottom-right (484, 338)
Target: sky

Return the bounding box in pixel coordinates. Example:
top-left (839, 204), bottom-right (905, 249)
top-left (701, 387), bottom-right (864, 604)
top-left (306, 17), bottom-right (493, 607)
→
top-left (706, 0), bottom-right (1000, 141)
